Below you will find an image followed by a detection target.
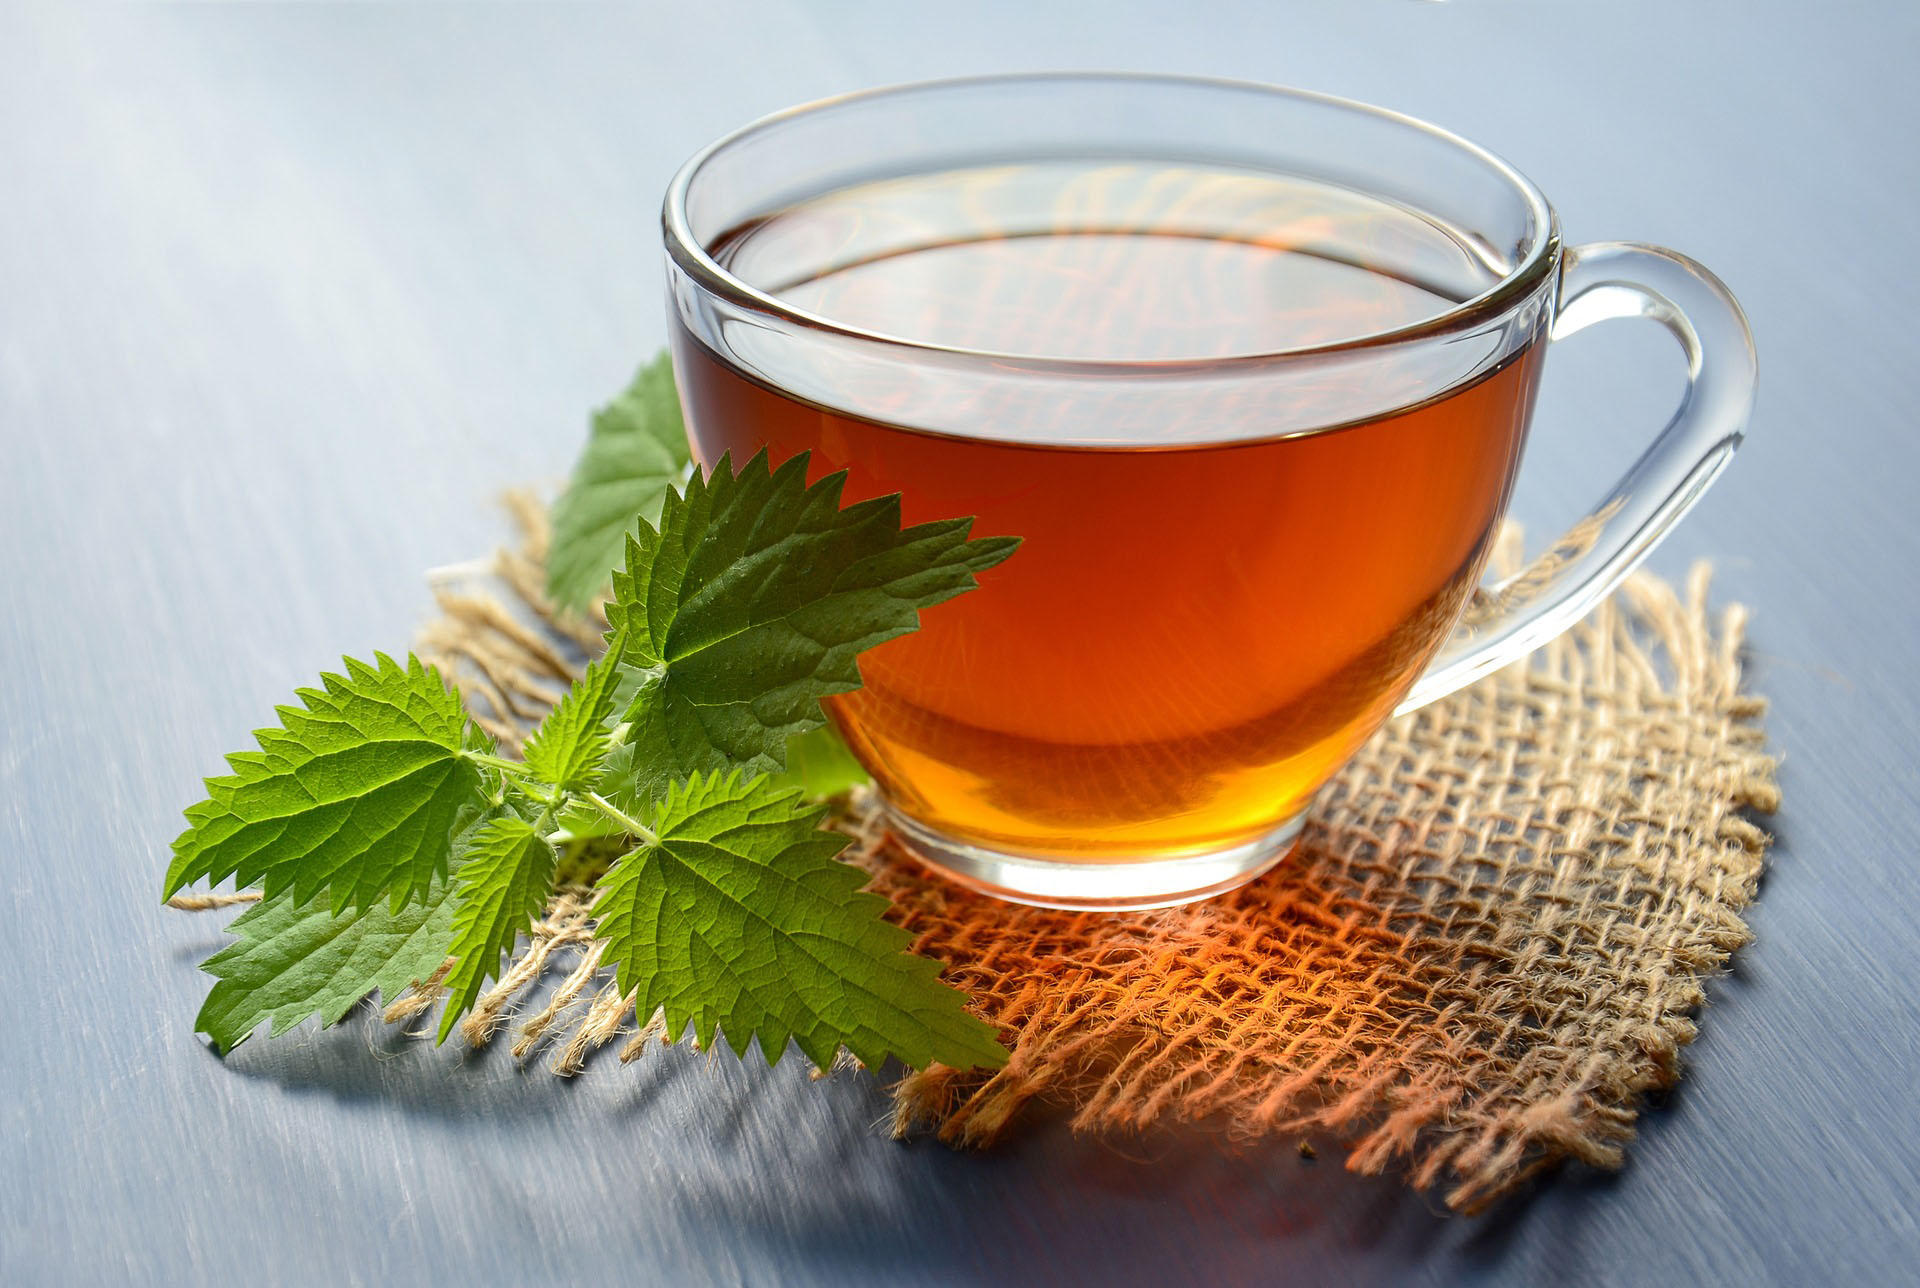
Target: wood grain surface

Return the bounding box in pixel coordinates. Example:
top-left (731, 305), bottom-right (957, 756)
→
top-left (4, 3), bottom-right (1916, 1284)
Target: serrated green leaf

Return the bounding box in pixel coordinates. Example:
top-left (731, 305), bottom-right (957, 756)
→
top-left (772, 723), bottom-right (870, 800)
top-left (606, 450), bottom-right (1018, 790)
top-left (520, 630), bottom-right (627, 792)
top-left (437, 816), bottom-right (558, 1041)
top-left (164, 653), bottom-right (491, 914)
top-left (546, 352), bottom-right (692, 611)
top-left (193, 878), bottom-right (456, 1054)
top-left (592, 770), bottom-right (1006, 1072)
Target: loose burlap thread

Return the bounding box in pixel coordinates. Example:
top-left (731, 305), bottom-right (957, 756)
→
top-left (239, 493), bottom-right (1779, 1213)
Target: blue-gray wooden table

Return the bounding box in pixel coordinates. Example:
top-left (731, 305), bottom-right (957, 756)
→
top-left (5, 2), bottom-right (1916, 1284)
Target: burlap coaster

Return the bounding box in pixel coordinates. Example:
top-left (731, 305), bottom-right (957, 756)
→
top-left (377, 493), bottom-right (1773, 1213)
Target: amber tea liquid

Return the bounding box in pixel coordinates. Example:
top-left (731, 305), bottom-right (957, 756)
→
top-left (674, 162), bottom-right (1544, 860)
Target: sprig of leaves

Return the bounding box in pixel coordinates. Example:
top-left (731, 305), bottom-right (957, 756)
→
top-left (166, 389), bottom-right (1017, 1070)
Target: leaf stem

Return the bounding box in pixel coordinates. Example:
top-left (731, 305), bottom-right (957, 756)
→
top-left (464, 750), bottom-right (533, 778)
top-left (584, 792), bottom-right (658, 846)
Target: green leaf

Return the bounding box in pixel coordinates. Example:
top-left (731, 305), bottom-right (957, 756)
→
top-left (607, 450), bottom-right (1019, 789)
top-left (193, 878), bottom-right (456, 1054)
top-left (164, 653), bottom-right (491, 914)
top-left (546, 352), bottom-right (692, 612)
top-left (592, 770), bottom-right (1006, 1072)
top-left (437, 816), bottom-right (558, 1041)
top-left (772, 723), bottom-right (870, 800)
top-left (520, 631), bottom-right (627, 792)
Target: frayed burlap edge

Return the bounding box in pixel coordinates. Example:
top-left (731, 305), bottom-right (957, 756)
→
top-left (869, 557), bottom-right (1776, 1212)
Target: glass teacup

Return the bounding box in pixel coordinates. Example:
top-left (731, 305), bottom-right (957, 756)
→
top-left (662, 74), bottom-right (1755, 909)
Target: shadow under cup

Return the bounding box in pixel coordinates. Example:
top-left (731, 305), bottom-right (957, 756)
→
top-left (662, 75), bottom-right (1748, 910)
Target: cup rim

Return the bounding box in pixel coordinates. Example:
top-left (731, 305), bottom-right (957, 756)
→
top-left (661, 71), bottom-right (1560, 373)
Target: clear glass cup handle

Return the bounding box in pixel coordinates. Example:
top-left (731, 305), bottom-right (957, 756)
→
top-left (1397, 242), bottom-right (1758, 714)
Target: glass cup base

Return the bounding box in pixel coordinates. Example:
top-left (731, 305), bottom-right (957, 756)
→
top-left (879, 802), bottom-right (1307, 911)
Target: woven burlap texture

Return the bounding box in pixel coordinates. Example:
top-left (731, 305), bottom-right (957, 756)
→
top-left (400, 494), bottom-right (1776, 1214)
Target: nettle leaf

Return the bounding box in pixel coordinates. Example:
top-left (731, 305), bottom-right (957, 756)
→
top-left (593, 770), bottom-right (1006, 1071)
top-left (437, 816), bottom-right (559, 1041)
top-left (164, 653), bottom-right (491, 914)
top-left (606, 449), bottom-right (1019, 790)
top-left (546, 352), bottom-right (692, 612)
top-left (167, 413), bottom-right (1022, 1074)
top-left (520, 631), bottom-right (627, 792)
top-left (194, 878), bottom-right (456, 1054)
